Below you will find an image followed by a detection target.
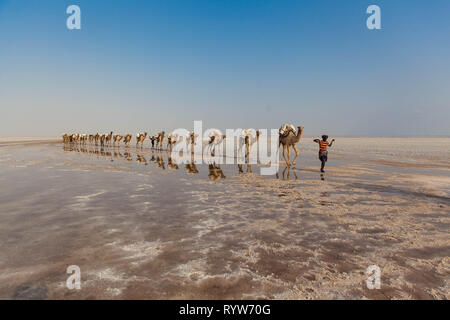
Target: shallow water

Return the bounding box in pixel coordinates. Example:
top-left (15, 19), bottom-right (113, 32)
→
top-left (0, 140), bottom-right (449, 299)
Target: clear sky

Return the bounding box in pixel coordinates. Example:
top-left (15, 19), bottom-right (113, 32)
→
top-left (1, 0), bottom-right (449, 136)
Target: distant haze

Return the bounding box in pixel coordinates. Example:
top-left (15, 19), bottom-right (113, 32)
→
top-left (1, 0), bottom-right (449, 136)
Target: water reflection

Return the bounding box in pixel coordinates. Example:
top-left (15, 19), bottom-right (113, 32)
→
top-left (167, 157), bottom-right (179, 170)
top-left (276, 166), bottom-right (298, 180)
top-left (208, 164), bottom-right (226, 181)
top-left (238, 164), bottom-right (252, 174)
top-left (62, 144), bottom-right (289, 181)
top-left (154, 155), bottom-right (165, 170)
top-left (136, 154), bottom-right (148, 165)
top-left (124, 151), bottom-right (133, 161)
top-left (185, 161), bottom-right (199, 174)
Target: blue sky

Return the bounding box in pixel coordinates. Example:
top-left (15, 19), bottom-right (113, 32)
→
top-left (1, 0), bottom-right (449, 136)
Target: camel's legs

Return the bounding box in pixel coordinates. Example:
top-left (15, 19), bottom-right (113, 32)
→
top-left (282, 145), bottom-right (289, 167)
top-left (287, 146), bottom-right (291, 167)
top-left (282, 166), bottom-right (288, 179)
top-left (292, 167), bottom-right (298, 180)
top-left (292, 145), bottom-right (299, 165)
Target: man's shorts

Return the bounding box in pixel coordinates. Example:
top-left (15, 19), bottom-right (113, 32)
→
top-left (319, 152), bottom-right (328, 162)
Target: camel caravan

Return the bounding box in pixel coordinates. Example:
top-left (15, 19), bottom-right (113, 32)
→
top-left (62, 124), bottom-right (308, 167)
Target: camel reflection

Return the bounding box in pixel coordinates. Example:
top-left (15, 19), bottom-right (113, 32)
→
top-left (185, 162), bottom-right (199, 174)
top-left (61, 145), bottom-right (278, 182)
top-left (167, 156), bottom-right (179, 170)
top-left (124, 151), bottom-right (132, 161)
top-left (276, 166), bottom-right (298, 180)
top-left (184, 153), bottom-right (198, 174)
top-left (136, 154), bottom-right (148, 165)
top-left (154, 155), bottom-right (165, 170)
top-left (208, 163), bottom-right (226, 181)
top-left (238, 164), bottom-right (253, 174)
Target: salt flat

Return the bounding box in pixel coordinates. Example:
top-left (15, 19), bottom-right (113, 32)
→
top-left (0, 138), bottom-right (448, 299)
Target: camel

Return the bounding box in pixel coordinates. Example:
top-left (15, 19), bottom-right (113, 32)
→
top-left (140, 132), bottom-right (148, 147)
top-left (279, 124), bottom-right (304, 167)
top-left (135, 132), bottom-right (141, 146)
top-left (207, 130), bottom-right (226, 157)
top-left (123, 134), bottom-right (132, 147)
top-left (239, 129), bottom-right (260, 157)
top-left (167, 132), bottom-right (180, 150)
top-left (159, 131), bottom-right (165, 150)
top-left (89, 134), bottom-right (95, 144)
top-left (62, 133), bottom-right (70, 143)
top-left (113, 134), bottom-right (123, 146)
top-left (154, 131), bottom-right (165, 150)
top-left (154, 133), bottom-right (160, 149)
top-left (186, 131), bottom-right (197, 145)
top-left (136, 132), bottom-right (147, 148)
top-left (94, 133), bottom-right (100, 146)
top-left (80, 134), bottom-right (88, 144)
top-left (136, 132), bottom-right (142, 146)
top-left (185, 131), bottom-right (198, 153)
top-left (100, 134), bottom-right (106, 147)
top-left (105, 131), bottom-right (113, 146)
top-left (70, 133), bottom-right (79, 143)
